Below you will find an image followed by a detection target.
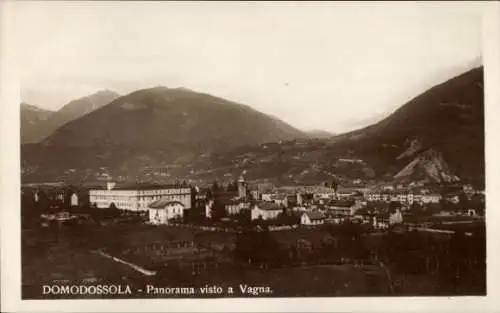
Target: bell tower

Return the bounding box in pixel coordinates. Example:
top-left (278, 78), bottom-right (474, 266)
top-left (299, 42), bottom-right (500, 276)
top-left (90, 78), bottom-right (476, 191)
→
top-left (237, 175), bottom-right (247, 199)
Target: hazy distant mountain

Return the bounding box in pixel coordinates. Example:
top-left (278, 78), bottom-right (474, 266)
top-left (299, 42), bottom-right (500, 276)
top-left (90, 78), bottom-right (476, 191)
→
top-left (55, 90), bottom-right (120, 122)
top-left (306, 130), bottom-right (335, 139)
top-left (23, 87), bottom-right (306, 174)
top-left (20, 90), bottom-right (120, 144)
top-left (21, 103), bottom-right (54, 143)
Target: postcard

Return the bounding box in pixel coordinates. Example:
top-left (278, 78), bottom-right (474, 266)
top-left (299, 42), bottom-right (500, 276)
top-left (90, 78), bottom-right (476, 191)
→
top-left (1, 1), bottom-right (499, 312)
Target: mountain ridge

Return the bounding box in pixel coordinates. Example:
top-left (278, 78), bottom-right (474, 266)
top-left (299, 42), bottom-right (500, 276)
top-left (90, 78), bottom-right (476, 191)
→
top-left (20, 90), bottom-right (120, 144)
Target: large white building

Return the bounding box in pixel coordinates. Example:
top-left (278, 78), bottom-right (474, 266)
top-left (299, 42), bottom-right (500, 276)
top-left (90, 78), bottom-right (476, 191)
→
top-left (89, 182), bottom-right (192, 211)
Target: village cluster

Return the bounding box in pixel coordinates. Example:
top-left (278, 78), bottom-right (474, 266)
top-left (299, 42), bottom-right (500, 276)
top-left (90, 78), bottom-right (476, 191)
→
top-left (27, 174), bottom-right (485, 232)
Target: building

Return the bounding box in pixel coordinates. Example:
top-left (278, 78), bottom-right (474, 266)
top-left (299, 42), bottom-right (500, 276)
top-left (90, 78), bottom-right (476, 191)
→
top-left (272, 194), bottom-right (288, 207)
top-left (89, 182), bottom-right (192, 211)
top-left (148, 200), bottom-right (185, 225)
top-left (326, 199), bottom-right (357, 217)
top-left (291, 206), bottom-right (307, 213)
top-left (250, 189), bottom-right (261, 201)
top-left (372, 215), bottom-right (389, 229)
top-left (225, 199), bottom-right (251, 215)
top-left (205, 199), bottom-right (214, 219)
top-left (251, 201), bottom-right (283, 220)
top-left (389, 209), bottom-right (403, 225)
top-left (421, 193), bottom-right (441, 204)
top-left (261, 193), bottom-right (275, 202)
top-left (237, 175), bottom-right (247, 199)
top-left (70, 193), bottom-right (79, 206)
top-left (296, 192), bottom-right (303, 205)
top-left (463, 184), bottom-right (474, 194)
top-left (301, 211), bottom-right (325, 226)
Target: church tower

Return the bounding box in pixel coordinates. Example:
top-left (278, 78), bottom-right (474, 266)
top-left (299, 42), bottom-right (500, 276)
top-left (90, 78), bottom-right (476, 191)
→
top-left (237, 175), bottom-right (247, 199)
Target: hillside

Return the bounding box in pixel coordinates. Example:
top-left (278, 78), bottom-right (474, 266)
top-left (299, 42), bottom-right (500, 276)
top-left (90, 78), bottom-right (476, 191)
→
top-left (20, 90), bottom-right (120, 144)
top-left (21, 103), bottom-right (54, 143)
top-left (182, 66), bottom-right (484, 186)
top-left (325, 66), bottom-right (484, 184)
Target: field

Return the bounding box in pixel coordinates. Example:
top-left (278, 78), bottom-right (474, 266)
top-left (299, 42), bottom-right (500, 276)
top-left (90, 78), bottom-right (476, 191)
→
top-left (22, 220), bottom-right (485, 299)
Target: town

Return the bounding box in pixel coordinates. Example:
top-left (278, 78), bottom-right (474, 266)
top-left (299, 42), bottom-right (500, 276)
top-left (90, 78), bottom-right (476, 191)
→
top-left (21, 174), bottom-right (486, 298)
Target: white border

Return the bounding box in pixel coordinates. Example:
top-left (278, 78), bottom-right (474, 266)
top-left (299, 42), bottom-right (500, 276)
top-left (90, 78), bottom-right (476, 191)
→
top-left (1, 1), bottom-right (500, 312)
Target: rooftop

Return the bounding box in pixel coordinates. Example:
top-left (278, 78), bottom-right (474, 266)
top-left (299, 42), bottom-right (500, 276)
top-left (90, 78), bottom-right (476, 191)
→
top-left (103, 183), bottom-right (190, 191)
top-left (254, 201), bottom-right (283, 211)
top-left (148, 199), bottom-right (184, 209)
top-left (327, 199), bottom-right (355, 207)
top-left (303, 211), bottom-right (325, 220)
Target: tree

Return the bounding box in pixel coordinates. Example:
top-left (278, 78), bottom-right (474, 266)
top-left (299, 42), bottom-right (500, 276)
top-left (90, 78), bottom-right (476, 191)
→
top-left (236, 209), bottom-right (251, 226)
top-left (458, 192), bottom-right (470, 211)
top-left (410, 201), bottom-right (424, 215)
top-left (332, 179), bottom-right (339, 192)
top-left (234, 227), bottom-right (284, 268)
top-left (211, 200), bottom-right (226, 221)
top-left (211, 180), bottom-right (221, 193)
top-left (470, 193), bottom-right (485, 216)
top-left (389, 201), bottom-right (401, 213)
top-left (226, 181), bottom-right (238, 192)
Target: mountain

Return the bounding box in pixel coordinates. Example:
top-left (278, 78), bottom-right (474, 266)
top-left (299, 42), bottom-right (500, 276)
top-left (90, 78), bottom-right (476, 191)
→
top-left (327, 66), bottom-right (484, 184)
top-left (23, 87), bottom-right (306, 175)
top-left (21, 103), bottom-right (54, 143)
top-left (306, 130), bottom-right (335, 139)
top-left (21, 67), bottom-right (484, 186)
top-left (20, 90), bottom-right (120, 144)
top-left (54, 89), bottom-right (120, 122)
top-left (177, 66), bottom-right (484, 186)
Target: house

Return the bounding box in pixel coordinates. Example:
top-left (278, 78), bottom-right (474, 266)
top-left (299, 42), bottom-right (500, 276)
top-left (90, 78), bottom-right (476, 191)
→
top-left (205, 199), bottom-right (214, 219)
top-left (444, 194), bottom-right (460, 204)
top-left (462, 184), bottom-right (474, 194)
top-left (367, 192), bottom-right (381, 202)
top-left (225, 199), bottom-right (251, 215)
top-left (301, 211), bottom-right (325, 226)
top-left (301, 193), bottom-right (315, 204)
top-left (336, 187), bottom-right (358, 199)
top-left (326, 199), bottom-right (357, 217)
top-left (291, 206), bottom-right (307, 213)
top-left (148, 200), bottom-right (185, 225)
top-left (466, 208), bottom-right (478, 217)
top-left (261, 193), bottom-right (275, 202)
top-left (272, 194), bottom-right (288, 207)
top-left (250, 190), bottom-right (261, 201)
top-left (372, 215), bottom-right (389, 229)
top-left (296, 192), bottom-right (303, 205)
top-left (237, 175), bottom-right (247, 199)
top-left (70, 193), bottom-right (79, 206)
top-left (355, 210), bottom-right (374, 224)
top-left (389, 209), bottom-right (403, 225)
top-left (251, 201), bottom-right (283, 220)
top-left (421, 193), bottom-right (441, 204)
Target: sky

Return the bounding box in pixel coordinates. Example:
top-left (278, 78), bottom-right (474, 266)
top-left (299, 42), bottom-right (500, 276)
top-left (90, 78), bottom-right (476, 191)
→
top-left (12, 1), bottom-right (483, 133)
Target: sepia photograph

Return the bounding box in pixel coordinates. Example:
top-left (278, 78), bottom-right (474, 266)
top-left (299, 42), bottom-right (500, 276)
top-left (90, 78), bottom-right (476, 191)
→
top-left (1, 1), bottom-right (500, 312)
